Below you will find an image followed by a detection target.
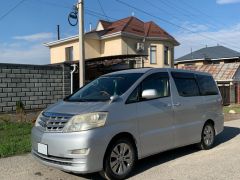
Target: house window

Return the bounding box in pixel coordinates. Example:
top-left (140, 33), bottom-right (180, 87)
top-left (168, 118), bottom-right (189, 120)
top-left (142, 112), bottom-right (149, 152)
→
top-left (164, 46), bottom-right (169, 65)
top-left (65, 46), bottom-right (73, 61)
top-left (150, 46), bottom-right (157, 64)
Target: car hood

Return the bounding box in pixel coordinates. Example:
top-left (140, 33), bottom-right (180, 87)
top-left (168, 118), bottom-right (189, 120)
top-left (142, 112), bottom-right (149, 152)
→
top-left (44, 100), bottom-right (110, 115)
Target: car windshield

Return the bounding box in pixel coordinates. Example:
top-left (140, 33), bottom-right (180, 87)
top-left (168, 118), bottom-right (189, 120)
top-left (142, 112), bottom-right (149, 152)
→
top-left (66, 73), bottom-right (143, 102)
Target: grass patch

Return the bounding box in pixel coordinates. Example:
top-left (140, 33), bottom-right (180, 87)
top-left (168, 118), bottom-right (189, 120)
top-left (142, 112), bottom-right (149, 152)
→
top-left (0, 121), bottom-right (33, 158)
top-left (223, 105), bottom-right (240, 114)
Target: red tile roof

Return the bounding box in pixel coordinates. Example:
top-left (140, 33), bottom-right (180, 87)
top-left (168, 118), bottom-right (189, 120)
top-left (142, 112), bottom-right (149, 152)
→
top-left (98, 16), bottom-right (179, 44)
top-left (179, 63), bottom-right (240, 81)
top-left (99, 20), bottom-right (112, 29)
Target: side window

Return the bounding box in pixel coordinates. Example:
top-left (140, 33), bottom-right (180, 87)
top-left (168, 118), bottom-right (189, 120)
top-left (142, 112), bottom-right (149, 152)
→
top-left (196, 75), bottom-right (219, 95)
top-left (141, 73), bottom-right (170, 99)
top-left (126, 86), bottom-right (140, 104)
top-left (172, 72), bottom-right (200, 97)
top-left (126, 72), bottom-right (170, 103)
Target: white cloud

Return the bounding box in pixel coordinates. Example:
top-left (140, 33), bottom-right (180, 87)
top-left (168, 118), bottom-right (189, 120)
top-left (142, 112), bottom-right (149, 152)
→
top-left (13, 32), bottom-right (54, 42)
top-left (0, 43), bottom-right (50, 65)
top-left (174, 23), bottom-right (240, 59)
top-left (0, 32), bottom-right (54, 64)
top-left (181, 22), bottom-right (209, 33)
top-left (216, 0), bottom-right (240, 4)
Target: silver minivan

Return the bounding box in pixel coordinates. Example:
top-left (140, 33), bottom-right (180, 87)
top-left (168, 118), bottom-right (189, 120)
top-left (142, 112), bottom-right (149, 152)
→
top-left (32, 68), bottom-right (224, 179)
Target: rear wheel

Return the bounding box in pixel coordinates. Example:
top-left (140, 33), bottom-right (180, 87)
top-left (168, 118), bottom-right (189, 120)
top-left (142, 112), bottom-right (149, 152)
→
top-left (100, 138), bottom-right (137, 180)
top-left (198, 122), bottom-right (215, 150)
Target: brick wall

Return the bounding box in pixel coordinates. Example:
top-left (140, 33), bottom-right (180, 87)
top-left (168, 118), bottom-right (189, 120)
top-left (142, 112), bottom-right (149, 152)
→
top-left (0, 63), bottom-right (71, 113)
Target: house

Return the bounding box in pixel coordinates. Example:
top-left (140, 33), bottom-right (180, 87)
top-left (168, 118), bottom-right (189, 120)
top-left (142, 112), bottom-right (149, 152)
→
top-left (44, 16), bottom-right (179, 74)
top-left (175, 45), bottom-right (240, 69)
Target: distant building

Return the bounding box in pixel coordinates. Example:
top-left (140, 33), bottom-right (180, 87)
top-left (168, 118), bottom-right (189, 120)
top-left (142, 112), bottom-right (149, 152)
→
top-left (175, 46), bottom-right (240, 69)
top-left (45, 16), bottom-right (179, 70)
top-left (176, 46), bottom-right (240, 105)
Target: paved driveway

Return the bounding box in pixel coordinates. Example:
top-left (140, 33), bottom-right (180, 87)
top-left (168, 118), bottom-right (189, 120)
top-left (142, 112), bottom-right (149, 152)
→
top-left (1, 120), bottom-right (240, 180)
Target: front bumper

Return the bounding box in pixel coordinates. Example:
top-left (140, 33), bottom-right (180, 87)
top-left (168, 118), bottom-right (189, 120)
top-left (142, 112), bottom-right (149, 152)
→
top-left (31, 126), bottom-right (109, 174)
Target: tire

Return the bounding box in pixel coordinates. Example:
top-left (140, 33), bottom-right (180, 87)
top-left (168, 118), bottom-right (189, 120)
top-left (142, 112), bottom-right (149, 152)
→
top-left (100, 138), bottom-right (137, 180)
top-left (198, 122), bottom-right (215, 150)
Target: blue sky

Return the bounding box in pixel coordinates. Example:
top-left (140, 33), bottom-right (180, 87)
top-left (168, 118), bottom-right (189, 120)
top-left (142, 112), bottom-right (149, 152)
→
top-left (1, 0), bottom-right (240, 64)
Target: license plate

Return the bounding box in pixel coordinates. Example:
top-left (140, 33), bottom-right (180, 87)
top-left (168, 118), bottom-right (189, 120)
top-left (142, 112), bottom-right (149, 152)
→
top-left (37, 143), bottom-right (48, 155)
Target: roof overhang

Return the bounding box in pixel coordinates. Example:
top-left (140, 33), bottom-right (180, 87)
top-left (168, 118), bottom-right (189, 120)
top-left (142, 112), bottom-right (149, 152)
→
top-left (44, 35), bottom-right (78, 47)
top-left (52, 54), bottom-right (148, 66)
top-left (175, 56), bottom-right (240, 64)
top-left (44, 31), bottom-right (180, 48)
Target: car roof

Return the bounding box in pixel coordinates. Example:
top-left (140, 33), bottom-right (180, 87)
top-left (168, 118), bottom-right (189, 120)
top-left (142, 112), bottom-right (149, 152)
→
top-left (104, 68), bottom-right (212, 76)
top-left (105, 68), bottom-right (153, 75)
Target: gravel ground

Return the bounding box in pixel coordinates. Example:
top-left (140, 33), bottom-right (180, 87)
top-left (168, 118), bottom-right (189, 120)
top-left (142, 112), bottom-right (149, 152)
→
top-left (0, 120), bottom-right (240, 180)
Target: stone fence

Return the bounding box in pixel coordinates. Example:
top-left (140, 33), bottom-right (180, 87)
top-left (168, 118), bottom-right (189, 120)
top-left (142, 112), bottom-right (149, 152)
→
top-left (0, 63), bottom-right (71, 113)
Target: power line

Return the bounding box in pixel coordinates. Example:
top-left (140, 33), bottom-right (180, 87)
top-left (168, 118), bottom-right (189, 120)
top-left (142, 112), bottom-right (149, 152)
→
top-left (155, 0), bottom-right (219, 30)
top-left (115, 0), bottom-right (240, 51)
top-left (156, 0), bottom-right (239, 46)
top-left (97, 0), bottom-right (109, 21)
top-left (179, 0), bottom-right (229, 29)
top-left (36, 0), bottom-right (72, 9)
top-left (0, 0), bottom-right (26, 22)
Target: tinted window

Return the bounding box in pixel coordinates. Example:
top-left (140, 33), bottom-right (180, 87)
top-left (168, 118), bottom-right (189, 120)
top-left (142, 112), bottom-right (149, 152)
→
top-left (173, 77), bottom-right (200, 97)
top-left (196, 75), bottom-right (219, 95)
top-left (141, 73), bottom-right (170, 99)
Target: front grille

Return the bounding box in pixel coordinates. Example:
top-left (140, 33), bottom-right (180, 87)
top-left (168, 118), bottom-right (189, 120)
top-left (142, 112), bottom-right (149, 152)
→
top-left (39, 112), bottom-right (73, 132)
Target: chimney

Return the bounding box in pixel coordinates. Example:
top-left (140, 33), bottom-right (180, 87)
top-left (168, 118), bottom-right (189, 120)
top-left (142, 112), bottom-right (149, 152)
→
top-left (57, 25), bottom-right (60, 40)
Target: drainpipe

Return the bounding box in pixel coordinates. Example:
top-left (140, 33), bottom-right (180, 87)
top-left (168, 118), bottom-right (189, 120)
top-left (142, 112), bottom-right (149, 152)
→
top-left (70, 64), bottom-right (77, 94)
top-left (61, 64), bottom-right (65, 98)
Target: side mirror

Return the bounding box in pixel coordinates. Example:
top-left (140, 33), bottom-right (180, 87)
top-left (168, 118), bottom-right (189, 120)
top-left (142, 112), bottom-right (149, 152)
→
top-left (109, 95), bottom-right (119, 104)
top-left (141, 89), bottom-right (158, 99)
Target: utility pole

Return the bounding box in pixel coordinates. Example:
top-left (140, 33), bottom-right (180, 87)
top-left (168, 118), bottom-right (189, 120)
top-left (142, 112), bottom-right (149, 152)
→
top-left (78, 0), bottom-right (85, 87)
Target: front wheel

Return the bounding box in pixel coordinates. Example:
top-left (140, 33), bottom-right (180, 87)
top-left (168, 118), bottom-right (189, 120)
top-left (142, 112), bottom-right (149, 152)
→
top-left (198, 122), bottom-right (215, 150)
top-left (100, 138), bottom-right (137, 180)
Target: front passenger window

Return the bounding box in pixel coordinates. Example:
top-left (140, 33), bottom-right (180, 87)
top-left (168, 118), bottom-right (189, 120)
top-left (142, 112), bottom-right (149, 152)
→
top-left (141, 73), bottom-right (170, 99)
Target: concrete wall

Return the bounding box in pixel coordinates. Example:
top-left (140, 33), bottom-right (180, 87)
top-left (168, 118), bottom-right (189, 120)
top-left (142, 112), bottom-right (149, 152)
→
top-left (0, 63), bottom-right (71, 113)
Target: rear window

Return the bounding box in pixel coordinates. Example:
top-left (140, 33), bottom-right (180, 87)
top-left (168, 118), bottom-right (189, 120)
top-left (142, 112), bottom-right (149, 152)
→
top-left (172, 72), bottom-right (200, 97)
top-left (196, 74), bottom-right (219, 95)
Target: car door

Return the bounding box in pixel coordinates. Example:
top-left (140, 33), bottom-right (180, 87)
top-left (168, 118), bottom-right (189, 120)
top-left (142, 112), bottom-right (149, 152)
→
top-left (130, 72), bottom-right (174, 157)
top-left (170, 72), bottom-right (204, 147)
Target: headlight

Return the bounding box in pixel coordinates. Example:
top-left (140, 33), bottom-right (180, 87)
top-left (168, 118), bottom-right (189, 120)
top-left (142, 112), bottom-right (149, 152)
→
top-left (35, 111), bottom-right (43, 127)
top-left (63, 112), bottom-right (108, 132)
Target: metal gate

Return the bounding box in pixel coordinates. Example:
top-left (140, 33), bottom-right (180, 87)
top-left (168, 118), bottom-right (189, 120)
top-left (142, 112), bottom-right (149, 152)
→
top-left (218, 86), bottom-right (230, 105)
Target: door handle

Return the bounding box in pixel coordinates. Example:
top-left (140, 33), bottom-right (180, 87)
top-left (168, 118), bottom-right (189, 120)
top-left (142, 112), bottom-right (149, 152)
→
top-left (173, 102), bottom-right (181, 107)
top-left (166, 103), bottom-right (172, 107)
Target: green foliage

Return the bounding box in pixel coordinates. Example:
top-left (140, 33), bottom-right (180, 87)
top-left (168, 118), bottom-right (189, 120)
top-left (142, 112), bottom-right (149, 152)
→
top-left (16, 101), bottom-right (25, 114)
top-left (223, 105), bottom-right (240, 114)
top-left (0, 121), bottom-right (32, 158)
top-left (16, 101), bottom-right (26, 122)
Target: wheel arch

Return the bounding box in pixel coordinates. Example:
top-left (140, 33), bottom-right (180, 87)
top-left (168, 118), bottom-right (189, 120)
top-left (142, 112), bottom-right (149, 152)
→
top-left (204, 119), bottom-right (216, 134)
top-left (103, 132), bottom-right (139, 169)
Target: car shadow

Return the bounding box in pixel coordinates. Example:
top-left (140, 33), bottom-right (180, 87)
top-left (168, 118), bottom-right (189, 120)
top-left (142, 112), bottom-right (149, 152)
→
top-left (72, 126), bottom-right (240, 179)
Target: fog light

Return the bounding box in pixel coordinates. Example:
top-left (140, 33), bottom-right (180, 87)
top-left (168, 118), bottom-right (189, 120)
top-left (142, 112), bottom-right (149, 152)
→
top-left (71, 148), bottom-right (89, 154)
